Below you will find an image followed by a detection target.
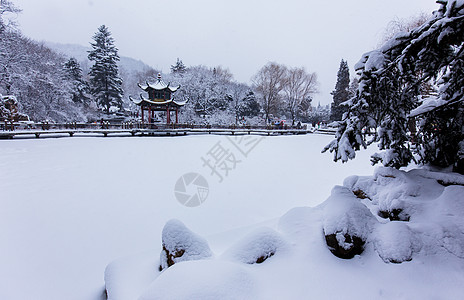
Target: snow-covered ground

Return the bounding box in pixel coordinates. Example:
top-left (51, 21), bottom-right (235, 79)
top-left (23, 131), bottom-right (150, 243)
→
top-left (1, 134), bottom-right (463, 299)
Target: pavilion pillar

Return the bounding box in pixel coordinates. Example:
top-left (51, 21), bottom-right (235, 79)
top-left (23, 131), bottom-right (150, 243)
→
top-left (176, 108), bottom-right (178, 124)
top-left (167, 106), bottom-right (170, 124)
top-left (141, 106), bottom-right (144, 124)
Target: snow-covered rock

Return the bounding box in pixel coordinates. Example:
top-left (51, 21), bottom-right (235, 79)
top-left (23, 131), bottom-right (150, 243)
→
top-left (159, 219), bottom-right (213, 271)
top-left (343, 166), bottom-right (464, 262)
top-left (221, 227), bottom-right (287, 264)
top-left (322, 185), bottom-right (377, 258)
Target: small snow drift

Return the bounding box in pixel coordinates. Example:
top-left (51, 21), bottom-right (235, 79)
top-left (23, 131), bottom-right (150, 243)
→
top-left (222, 227), bottom-right (287, 264)
top-left (140, 260), bottom-right (255, 300)
top-left (159, 219), bottom-right (213, 271)
top-left (322, 186), bottom-right (377, 259)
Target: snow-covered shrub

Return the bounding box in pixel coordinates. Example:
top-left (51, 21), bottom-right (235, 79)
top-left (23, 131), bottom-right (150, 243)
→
top-left (159, 219), bottom-right (213, 271)
top-left (222, 227), bottom-right (287, 264)
top-left (322, 186), bottom-right (377, 259)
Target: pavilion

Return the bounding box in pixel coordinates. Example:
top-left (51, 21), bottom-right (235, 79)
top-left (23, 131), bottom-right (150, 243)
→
top-left (130, 74), bottom-right (186, 124)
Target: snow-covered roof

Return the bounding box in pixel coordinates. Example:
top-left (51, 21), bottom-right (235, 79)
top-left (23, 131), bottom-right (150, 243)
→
top-left (138, 74), bottom-right (180, 92)
top-left (129, 95), bottom-right (187, 107)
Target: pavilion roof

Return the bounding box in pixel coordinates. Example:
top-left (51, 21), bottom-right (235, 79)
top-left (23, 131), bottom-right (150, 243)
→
top-left (138, 74), bottom-right (180, 92)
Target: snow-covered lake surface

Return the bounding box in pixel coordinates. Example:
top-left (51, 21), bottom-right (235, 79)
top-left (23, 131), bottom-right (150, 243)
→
top-left (0, 134), bottom-right (375, 299)
top-left (2, 134), bottom-right (463, 299)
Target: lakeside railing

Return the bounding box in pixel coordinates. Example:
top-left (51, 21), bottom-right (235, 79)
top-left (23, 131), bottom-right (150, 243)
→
top-left (1, 121), bottom-right (309, 132)
top-left (0, 121), bottom-right (342, 140)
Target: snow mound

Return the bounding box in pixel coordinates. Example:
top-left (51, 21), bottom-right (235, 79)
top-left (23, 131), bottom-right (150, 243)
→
top-left (345, 167), bottom-right (430, 221)
top-left (160, 219), bottom-right (213, 271)
top-left (105, 252), bottom-right (160, 300)
top-left (373, 221), bottom-right (418, 263)
top-left (433, 186), bottom-right (464, 258)
top-left (322, 185), bottom-right (377, 258)
top-left (322, 185), bottom-right (376, 240)
top-left (139, 260), bottom-right (255, 300)
top-left (221, 227), bottom-right (287, 264)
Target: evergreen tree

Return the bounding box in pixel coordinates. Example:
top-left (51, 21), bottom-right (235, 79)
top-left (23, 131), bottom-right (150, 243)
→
top-left (239, 91), bottom-right (260, 118)
top-left (88, 25), bottom-right (123, 113)
top-left (63, 57), bottom-right (90, 105)
top-left (348, 77), bottom-right (359, 99)
top-left (330, 59), bottom-right (350, 121)
top-left (324, 0), bottom-right (464, 174)
top-left (170, 58), bottom-right (187, 75)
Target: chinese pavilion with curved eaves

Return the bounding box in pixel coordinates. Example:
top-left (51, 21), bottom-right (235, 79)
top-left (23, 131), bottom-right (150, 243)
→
top-left (130, 74), bottom-right (187, 124)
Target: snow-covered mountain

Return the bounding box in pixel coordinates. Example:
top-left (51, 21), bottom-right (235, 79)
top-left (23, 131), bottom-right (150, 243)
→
top-left (44, 41), bottom-right (158, 107)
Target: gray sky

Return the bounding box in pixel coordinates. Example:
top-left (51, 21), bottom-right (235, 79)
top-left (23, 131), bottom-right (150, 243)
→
top-left (13, 0), bottom-right (438, 105)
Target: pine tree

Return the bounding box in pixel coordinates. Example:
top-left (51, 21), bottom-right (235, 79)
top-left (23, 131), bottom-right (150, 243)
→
top-left (88, 25), bottom-right (123, 113)
top-left (239, 91), bottom-right (260, 118)
top-left (330, 59), bottom-right (350, 121)
top-left (324, 0), bottom-right (464, 173)
top-left (170, 58), bottom-right (187, 75)
top-left (63, 57), bottom-right (90, 105)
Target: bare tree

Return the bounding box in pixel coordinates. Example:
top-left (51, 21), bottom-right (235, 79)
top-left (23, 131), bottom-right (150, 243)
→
top-left (252, 62), bottom-right (287, 123)
top-left (380, 12), bottom-right (430, 45)
top-left (283, 67), bottom-right (318, 125)
top-left (228, 82), bottom-right (249, 124)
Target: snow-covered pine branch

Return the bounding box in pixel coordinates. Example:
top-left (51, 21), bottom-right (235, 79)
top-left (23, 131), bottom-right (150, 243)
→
top-left (324, 0), bottom-right (464, 173)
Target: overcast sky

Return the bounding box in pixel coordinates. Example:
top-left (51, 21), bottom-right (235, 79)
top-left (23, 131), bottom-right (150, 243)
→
top-left (13, 0), bottom-right (438, 105)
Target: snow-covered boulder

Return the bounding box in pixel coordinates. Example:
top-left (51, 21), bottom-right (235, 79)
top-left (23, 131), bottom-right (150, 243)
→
top-left (159, 219), bottom-right (213, 271)
top-left (373, 221), bottom-right (419, 263)
top-left (221, 227), bottom-right (287, 264)
top-left (322, 186), bottom-right (377, 259)
top-left (344, 167), bottom-right (427, 221)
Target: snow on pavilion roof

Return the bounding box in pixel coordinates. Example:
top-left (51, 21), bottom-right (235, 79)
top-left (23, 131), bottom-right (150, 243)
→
top-left (138, 74), bottom-right (180, 92)
top-left (129, 95), bottom-right (187, 107)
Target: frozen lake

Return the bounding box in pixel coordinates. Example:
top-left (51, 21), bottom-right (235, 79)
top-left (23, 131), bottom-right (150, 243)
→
top-left (0, 134), bottom-right (377, 300)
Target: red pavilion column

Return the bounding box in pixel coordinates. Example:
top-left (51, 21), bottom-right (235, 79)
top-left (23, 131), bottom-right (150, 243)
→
top-left (166, 106), bottom-right (170, 124)
top-left (141, 106), bottom-right (144, 124)
top-left (176, 108), bottom-right (178, 124)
